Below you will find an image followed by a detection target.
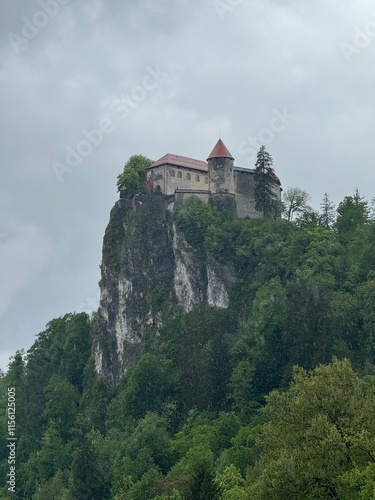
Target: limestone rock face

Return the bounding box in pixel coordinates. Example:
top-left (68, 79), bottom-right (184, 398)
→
top-left (93, 195), bottom-right (232, 386)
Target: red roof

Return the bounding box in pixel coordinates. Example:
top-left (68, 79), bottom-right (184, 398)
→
top-left (207, 139), bottom-right (234, 160)
top-left (148, 153), bottom-right (208, 172)
top-left (268, 168), bottom-right (281, 185)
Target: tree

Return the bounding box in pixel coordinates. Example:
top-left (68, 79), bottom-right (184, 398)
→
top-left (5, 350), bottom-right (25, 389)
top-left (22, 427), bottom-right (72, 497)
top-left (282, 187), bottom-right (311, 222)
top-left (124, 467), bottom-right (161, 500)
top-left (58, 313), bottom-right (92, 391)
top-left (112, 412), bottom-right (173, 490)
top-left (345, 223), bottom-right (375, 285)
top-left (43, 375), bottom-right (80, 442)
top-left (335, 189), bottom-right (370, 243)
top-left (294, 208), bottom-right (320, 229)
top-left (116, 154), bottom-right (153, 197)
top-left (329, 290), bottom-right (364, 365)
top-left (357, 278), bottom-right (375, 361)
top-left (72, 439), bottom-right (108, 500)
top-left (153, 491), bottom-right (184, 500)
top-left (283, 272), bottom-right (336, 373)
top-left (187, 459), bottom-right (221, 500)
top-left (174, 197), bottom-right (217, 256)
top-left (247, 358), bottom-right (375, 499)
top-left (231, 278), bottom-right (288, 405)
top-left (32, 470), bottom-right (71, 500)
top-left (80, 358), bottom-right (111, 433)
top-left (159, 307), bottom-right (234, 413)
top-left (216, 465), bottom-right (246, 500)
top-left (254, 146), bottom-right (277, 218)
top-left (319, 192), bottom-right (336, 229)
top-left (108, 353), bottom-right (177, 422)
top-left (217, 425), bottom-right (262, 476)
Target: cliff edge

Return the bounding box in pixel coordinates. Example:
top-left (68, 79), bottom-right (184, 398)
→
top-left (93, 194), bottom-right (231, 386)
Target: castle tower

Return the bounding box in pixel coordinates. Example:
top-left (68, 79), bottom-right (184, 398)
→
top-left (207, 139), bottom-right (234, 194)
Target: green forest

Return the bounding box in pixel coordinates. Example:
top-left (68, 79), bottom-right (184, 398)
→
top-left (2, 188), bottom-right (375, 499)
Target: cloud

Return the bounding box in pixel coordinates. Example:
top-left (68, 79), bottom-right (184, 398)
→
top-left (0, 225), bottom-right (52, 318)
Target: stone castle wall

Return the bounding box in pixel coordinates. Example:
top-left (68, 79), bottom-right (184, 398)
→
top-left (149, 164), bottom-right (208, 195)
top-left (146, 159), bottom-right (281, 218)
top-left (174, 190), bottom-right (210, 208)
top-left (233, 168), bottom-right (260, 219)
top-left (208, 157), bottom-right (234, 194)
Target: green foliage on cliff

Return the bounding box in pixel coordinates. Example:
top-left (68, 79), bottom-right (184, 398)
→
top-left (3, 189), bottom-right (375, 498)
top-left (174, 196), bottom-right (235, 260)
top-left (116, 155), bottom-right (153, 197)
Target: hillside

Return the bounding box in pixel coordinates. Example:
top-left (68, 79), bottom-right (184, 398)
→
top-left (1, 190), bottom-right (375, 499)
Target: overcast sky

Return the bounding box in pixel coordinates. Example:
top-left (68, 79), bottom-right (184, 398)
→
top-left (1, 0), bottom-right (375, 371)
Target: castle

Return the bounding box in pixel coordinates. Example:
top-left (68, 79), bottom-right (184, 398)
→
top-left (146, 139), bottom-right (281, 218)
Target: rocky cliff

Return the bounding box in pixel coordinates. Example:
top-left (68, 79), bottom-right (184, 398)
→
top-left (93, 194), bottom-right (232, 386)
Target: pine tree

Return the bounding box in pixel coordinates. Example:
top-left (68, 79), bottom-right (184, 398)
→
top-left (254, 146), bottom-right (277, 218)
top-left (71, 440), bottom-right (108, 500)
top-left (319, 192), bottom-right (336, 229)
top-left (188, 460), bottom-right (221, 500)
top-left (335, 189), bottom-right (369, 243)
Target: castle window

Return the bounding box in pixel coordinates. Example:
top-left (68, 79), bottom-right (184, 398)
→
top-left (195, 174), bottom-right (200, 182)
top-left (154, 169), bottom-right (163, 181)
top-left (205, 177), bottom-right (208, 184)
top-left (186, 173), bottom-right (191, 180)
top-left (177, 171), bottom-right (182, 178)
top-left (169, 169), bottom-right (175, 177)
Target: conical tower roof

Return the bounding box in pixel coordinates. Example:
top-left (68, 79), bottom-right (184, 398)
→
top-left (207, 139), bottom-right (234, 161)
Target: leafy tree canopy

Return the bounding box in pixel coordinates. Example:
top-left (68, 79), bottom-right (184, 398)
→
top-left (335, 189), bottom-right (370, 243)
top-left (248, 358), bottom-right (375, 499)
top-left (282, 187), bottom-right (311, 222)
top-left (116, 154), bottom-right (153, 196)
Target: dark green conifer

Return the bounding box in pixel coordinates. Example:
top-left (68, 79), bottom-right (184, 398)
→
top-left (254, 145), bottom-right (277, 218)
top-left (319, 192), bottom-right (336, 229)
top-left (72, 439), bottom-right (108, 500)
top-left (188, 460), bottom-right (221, 500)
